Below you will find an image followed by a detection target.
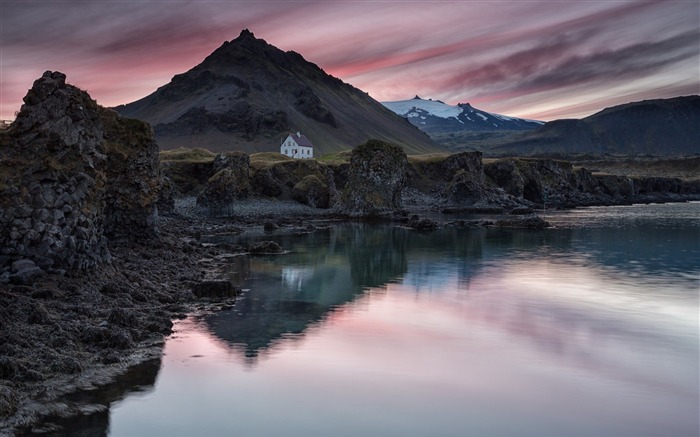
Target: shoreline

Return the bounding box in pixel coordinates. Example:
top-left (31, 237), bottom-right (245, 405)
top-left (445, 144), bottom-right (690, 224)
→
top-left (2, 196), bottom-right (700, 435)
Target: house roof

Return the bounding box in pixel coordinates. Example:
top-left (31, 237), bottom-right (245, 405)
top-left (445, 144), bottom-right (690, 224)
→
top-left (289, 133), bottom-right (314, 148)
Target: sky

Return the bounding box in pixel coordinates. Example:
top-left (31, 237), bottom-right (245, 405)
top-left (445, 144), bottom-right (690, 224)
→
top-left (1, 0), bottom-right (698, 122)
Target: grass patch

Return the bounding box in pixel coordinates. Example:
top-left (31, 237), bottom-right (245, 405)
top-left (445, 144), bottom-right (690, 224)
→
top-left (317, 150), bottom-right (352, 165)
top-left (249, 152), bottom-right (294, 170)
top-left (159, 147), bottom-right (216, 163)
top-left (407, 153), bottom-right (450, 165)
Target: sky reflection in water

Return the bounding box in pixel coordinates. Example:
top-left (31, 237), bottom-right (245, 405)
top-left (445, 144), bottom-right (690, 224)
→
top-left (109, 203), bottom-right (699, 437)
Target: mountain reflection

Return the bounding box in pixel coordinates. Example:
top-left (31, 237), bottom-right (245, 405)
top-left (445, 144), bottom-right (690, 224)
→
top-left (202, 223), bottom-right (577, 364)
top-left (202, 224), bottom-right (411, 364)
top-left (201, 216), bottom-right (698, 367)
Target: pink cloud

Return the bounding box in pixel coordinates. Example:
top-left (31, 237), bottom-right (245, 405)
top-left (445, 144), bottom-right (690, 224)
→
top-left (1, 0), bottom-right (697, 121)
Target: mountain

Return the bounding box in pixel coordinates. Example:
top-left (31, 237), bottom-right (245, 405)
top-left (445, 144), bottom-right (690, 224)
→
top-left (115, 30), bottom-right (442, 155)
top-left (382, 96), bottom-right (544, 134)
top-left (485, 96), bottom-right (700, 156)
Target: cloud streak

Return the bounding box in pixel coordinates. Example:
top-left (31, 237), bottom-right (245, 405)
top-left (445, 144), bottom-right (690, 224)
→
top-left (1, 0), bottom-right (697, 121)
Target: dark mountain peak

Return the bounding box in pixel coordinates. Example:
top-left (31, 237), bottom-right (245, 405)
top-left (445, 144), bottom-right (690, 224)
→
top-left (458, 102), bottom-right (472, 109)
top-left (413, 95), bottom-right (422, 100)
top-left (237, 28), bottom-right (255, 40)
top-left (116, 32), bottom-right (442, 155)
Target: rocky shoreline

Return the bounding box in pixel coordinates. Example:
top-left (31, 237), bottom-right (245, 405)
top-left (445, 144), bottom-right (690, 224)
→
top-left (1, 72), bottom-right (699, 435)
top-left (5, 196), bottom-right (700, 435)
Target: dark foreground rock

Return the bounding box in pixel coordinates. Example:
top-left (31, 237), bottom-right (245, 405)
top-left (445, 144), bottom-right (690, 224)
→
top-left (0, 71), bottom-right (163, 276)
top-left (0, 215), bottom-right (247, 435)
top-left (339, 139), bottom-right (408, 216)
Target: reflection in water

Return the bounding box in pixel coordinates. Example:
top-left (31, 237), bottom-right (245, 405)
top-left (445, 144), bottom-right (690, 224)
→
top-left (203, 224), bottom-right (411, 365)
top-left (107, 203), bottom-right (697, 436)
top-left (18, 358), bottom-right (162, 437)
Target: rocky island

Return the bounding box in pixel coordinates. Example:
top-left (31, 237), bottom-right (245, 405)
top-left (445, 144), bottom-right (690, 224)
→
top-left (1, 72), bottom-right (698, 434)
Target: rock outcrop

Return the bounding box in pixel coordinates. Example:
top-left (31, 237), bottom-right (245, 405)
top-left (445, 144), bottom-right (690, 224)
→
top-left (197, 152), bottom-right (251, 210)
top-left (0, 71), bottom-right (162, 277)
top-left (339, 140), bottom-right (408, 216)
top-left (251, 158), bottom-right (336, 207)
top-left (483, 157), bottom-right (698, 208)
top-left (0, 71), bottom-right (111, 273)
top-left (101, 109), bottom-right (161, 241)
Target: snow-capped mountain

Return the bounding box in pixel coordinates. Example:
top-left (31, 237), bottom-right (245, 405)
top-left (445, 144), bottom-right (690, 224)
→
top-left (382, 96), bottom-right (543, 134)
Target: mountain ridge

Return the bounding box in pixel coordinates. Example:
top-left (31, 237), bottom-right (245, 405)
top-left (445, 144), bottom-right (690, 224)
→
top-left (115, 30), bottom-right (443, 155)
top-left (484, 95), bottom-right (700, 156)
top-left (382, 96), bottom-right (544, 134)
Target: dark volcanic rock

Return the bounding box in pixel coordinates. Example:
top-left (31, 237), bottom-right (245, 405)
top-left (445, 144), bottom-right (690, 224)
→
top-left (0, 71), bottom-right (110, 271)
top-left (407, 216), bottom-right (438, 231)
top-left (339, 140), bottom-right (408, 216)
top-left (494, 214), bottom-right (550, 229)
top-left (0, 71), bottom-right (161, 272)
top-left (251, 159), bottom-right (336, 206)
top-left (197, 152), bottom-right (251, 210)
top-left (101, 109), bottom-right (161, 241)
top-left (248, 240), bottom-right (284, 254)
top-left (292, 175), bottom-right (331, 208)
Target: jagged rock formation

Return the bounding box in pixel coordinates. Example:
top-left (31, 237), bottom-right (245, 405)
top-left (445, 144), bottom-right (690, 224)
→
top-left (162, 145), bottom-right (700, 217)
top-left (197, 152), bottom-right (251, 210)
top-left (0, 71), bottom-right (111, 275)
top-left (483, 157), bottom-right (698, 207)
top-left (0, 71), bottom-right (161, 279)
top-left (101, 109), bottom-right (161, 241)
top-left (116, 30), bottom-right (442, 155)
top-left (339, 140), bottom-right (408, 216)
top-left (408, 151), bottom-right (485, 204)
top-left (252, 159), bottom-right (336, 207)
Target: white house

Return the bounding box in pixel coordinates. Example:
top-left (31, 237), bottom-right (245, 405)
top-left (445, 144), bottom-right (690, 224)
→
top-left (281, 132), bottom-right (314, 159)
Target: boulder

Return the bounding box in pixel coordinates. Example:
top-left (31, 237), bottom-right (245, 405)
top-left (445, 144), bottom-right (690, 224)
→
top-left (339, 140), bottom-right (408, 216)
top-left (248, 241), bottom-right (284, 254)
top-left (197, 152), bottom-right (251, 210)
top-left (291, 175), bottom-right (330, 208)
top-left (9, 266), bottom-right (44, 285)
top-left (494, 214), bottom-right (550, 229)
top-left (407, 216), bottom-right (438, 231)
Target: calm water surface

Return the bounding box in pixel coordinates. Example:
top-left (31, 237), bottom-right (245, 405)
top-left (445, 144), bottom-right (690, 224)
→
top-left (106, 202), bottom-right (698, 436)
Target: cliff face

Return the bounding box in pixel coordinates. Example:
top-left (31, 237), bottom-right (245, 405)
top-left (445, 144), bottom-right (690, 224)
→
top-left (0, 72), bottom-right (161, 280)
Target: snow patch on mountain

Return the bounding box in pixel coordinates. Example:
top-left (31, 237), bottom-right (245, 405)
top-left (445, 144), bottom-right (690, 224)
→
top-left (383, 96), bottom-right (462, 119)
top-left (382, 96), bottom-right (544, 134)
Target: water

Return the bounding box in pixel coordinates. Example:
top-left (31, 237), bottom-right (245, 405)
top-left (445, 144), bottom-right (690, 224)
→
top-left (66, 203), bottom-right (700, 435)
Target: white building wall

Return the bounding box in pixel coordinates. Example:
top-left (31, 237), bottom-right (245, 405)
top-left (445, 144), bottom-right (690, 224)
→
top-left (280, 136), bottom-right (314, 159)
